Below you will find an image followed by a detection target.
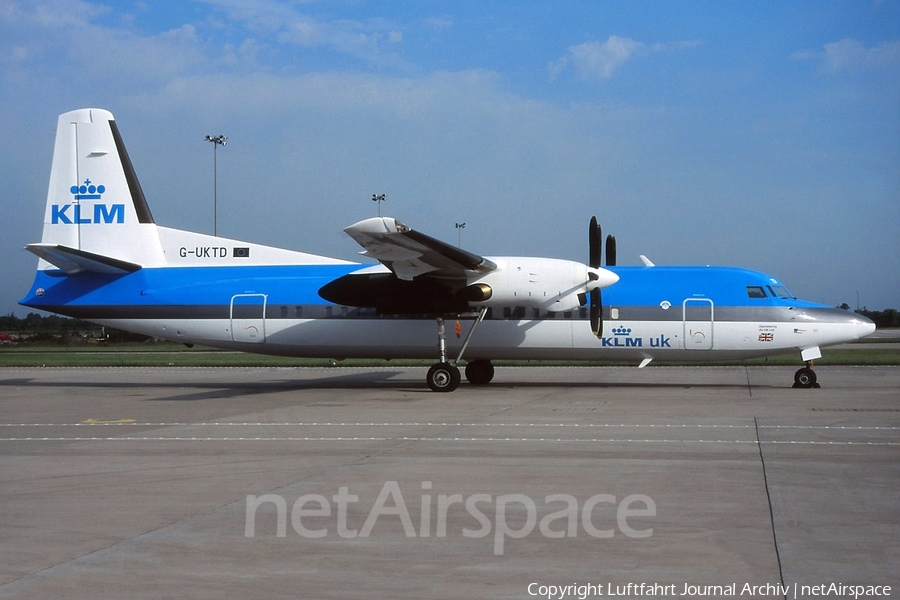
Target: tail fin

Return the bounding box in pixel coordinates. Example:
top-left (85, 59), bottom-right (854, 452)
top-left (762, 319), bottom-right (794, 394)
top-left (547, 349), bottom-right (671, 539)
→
top-left (28, 108), bottom-right (164, 270)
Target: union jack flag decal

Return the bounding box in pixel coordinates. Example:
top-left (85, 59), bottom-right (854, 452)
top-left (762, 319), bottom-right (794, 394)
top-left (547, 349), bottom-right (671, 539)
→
top-left (759, 333), bottom-right (774, 342)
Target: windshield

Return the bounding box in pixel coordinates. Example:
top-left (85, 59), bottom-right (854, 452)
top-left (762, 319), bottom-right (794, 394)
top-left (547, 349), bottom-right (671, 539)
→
top-left (767, 284), bottom-right (795, 299)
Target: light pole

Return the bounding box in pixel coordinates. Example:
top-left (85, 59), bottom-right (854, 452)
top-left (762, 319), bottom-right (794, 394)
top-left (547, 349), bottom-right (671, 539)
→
top-left (205, 134), bottom-right (227, 236)
top-left (455, 222), bottom-right (466, 247)
top-left (372, 193), bottom-right (386, 217)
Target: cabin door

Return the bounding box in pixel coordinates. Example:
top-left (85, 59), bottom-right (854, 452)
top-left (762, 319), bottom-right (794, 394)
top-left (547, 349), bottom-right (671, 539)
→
top-left (682, 298), bottom-right (713, 350)
top-left (230, 294), bottom-right (267, 343)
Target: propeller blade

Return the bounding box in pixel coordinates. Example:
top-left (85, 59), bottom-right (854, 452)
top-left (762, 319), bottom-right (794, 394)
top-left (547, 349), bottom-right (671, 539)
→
top-left (589, 217), bottom-right (606, 337)
top-left (589, 216), bottom-right (601, 269)
top-left (589, 217), bottom-right (615, 338)
top-left (605, 234), bottom-right (616, 267)
top-left (590, 288), bottom-right (601, 337)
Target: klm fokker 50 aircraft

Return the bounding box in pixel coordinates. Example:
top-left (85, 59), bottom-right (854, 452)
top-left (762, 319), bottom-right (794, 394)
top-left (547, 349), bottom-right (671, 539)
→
top-left (21, 109), bottom-right (875, 391)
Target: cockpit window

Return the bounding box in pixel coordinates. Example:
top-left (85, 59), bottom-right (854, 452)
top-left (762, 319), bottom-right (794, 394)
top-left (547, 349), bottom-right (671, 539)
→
top-left (768, 285), bottom-right (794, 299)
top-left (746, 285), bottom-right (768, 299)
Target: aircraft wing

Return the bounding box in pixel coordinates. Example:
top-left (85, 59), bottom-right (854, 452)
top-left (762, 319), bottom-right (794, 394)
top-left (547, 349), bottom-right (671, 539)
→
top-left (344, 217), bottom-right (496, 280)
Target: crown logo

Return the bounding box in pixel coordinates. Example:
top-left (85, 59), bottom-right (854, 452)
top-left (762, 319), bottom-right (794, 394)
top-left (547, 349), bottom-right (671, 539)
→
top-left (70, 179), bottom-right (106, 200)
top-left (612, 326), bottom-right (632, 336)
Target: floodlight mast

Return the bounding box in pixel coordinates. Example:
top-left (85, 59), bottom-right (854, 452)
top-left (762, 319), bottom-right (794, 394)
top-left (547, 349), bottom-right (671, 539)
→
top-left (372, 193), bottom-right (386, 217)
top-left (455, 222), bottom-right (466, 247)
top-left (204, 134), bottom-right (227, 236)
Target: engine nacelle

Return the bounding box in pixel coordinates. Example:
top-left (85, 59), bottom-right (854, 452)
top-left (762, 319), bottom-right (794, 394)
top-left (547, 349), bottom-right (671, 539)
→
top-left (465, 257), bottom-right (617, 312)
top-left (459, 283), bottom-right (493, 302)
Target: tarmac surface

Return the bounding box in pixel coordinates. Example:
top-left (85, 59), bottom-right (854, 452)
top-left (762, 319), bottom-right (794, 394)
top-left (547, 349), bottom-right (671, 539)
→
top-left (0, 365), bottom-right (897, 599)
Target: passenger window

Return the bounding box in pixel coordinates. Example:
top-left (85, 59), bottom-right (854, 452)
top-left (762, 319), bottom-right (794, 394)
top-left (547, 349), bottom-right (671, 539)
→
top-left (746, 286), bottom-right (767, 299)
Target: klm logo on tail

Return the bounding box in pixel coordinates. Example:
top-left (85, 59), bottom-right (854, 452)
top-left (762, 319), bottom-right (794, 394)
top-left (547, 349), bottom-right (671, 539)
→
top-left (52, 179), bottom-right (124, 224)
top-left (71, 179), bottom-right (105, 199)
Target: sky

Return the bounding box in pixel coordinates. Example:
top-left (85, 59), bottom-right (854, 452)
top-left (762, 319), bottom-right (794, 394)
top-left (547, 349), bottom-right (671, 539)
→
top-left (1, 0), bottom-right (898, 316)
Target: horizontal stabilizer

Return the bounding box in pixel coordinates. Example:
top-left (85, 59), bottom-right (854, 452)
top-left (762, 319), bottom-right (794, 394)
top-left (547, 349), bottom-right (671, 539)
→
top-left (25, 243), bottom-right (142, 275)
top-left (639, 255), bottom-right (655, 267)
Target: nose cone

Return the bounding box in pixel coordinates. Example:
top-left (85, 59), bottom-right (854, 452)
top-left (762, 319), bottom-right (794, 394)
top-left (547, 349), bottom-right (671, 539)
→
top-left (794, 307), bottom-right (878, 347)
top-left (854, 313), bottom-right (877, 340)
top-left (587, 267), bottom-right (619, 290)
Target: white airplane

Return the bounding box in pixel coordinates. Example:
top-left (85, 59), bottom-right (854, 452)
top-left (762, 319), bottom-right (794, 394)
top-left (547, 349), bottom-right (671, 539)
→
top-left (20, 108), bottom-right (875, 391)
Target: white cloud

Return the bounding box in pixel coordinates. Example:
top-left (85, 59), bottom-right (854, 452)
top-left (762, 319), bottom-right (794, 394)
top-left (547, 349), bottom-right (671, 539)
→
top-left (200, 0), bottom-right (405, 65)
top-left (277, 17), bottom-right (326, 47)
top-left (793, 38), bottom-right (900, 72)
top-left (550, 35), bottom-right (698, 81)
top-left (424, 16), bottom-right (454, 31)
top-left (145, 69), bottom-right (510, 120)
top-left (0, 0), bottom-right (206, 89)
top-left (824, 38), bottom-right (900, 70)
top-left (573, 36), bottom-right (642, 79)
top-left (0, 0), bottom-right (106, 28)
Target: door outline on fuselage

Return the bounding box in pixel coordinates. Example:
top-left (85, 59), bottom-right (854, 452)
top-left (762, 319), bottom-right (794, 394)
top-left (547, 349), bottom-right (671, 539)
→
top-left (230, 294), bottom-right (267, 343)
top-left (682, 298), bottom-right (714, 350)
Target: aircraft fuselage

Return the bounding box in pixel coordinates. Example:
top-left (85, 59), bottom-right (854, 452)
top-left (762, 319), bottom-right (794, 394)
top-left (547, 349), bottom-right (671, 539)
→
top-left (21, 262), bottom-right (873, 363)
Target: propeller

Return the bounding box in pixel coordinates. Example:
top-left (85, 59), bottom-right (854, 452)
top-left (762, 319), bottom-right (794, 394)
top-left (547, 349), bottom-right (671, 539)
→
top-left (589, 217), bottom-right (603, 337)
top-left (588, 216), bottom-right (618, 337)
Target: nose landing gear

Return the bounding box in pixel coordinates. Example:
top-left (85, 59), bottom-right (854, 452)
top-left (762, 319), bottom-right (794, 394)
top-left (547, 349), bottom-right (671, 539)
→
top-left (793, 362), bottom-right (820, 388)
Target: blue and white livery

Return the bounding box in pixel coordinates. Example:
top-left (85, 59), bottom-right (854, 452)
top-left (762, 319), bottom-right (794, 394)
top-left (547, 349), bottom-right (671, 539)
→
top-left (20, 109), bottom-right (875, 391)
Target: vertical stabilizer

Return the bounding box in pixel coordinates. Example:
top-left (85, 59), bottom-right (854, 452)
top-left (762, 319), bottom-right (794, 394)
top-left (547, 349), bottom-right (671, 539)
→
top-left (39, 108), bottom-right (164, 267)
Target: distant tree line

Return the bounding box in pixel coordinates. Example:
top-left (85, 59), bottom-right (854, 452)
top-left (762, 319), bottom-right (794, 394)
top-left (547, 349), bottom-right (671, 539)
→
top-left (0, 313), bottom-right (148, 343)
top-left (853, 307), bottom-right (899, 329)
top-left (2, 313), bottom-right (90, 334)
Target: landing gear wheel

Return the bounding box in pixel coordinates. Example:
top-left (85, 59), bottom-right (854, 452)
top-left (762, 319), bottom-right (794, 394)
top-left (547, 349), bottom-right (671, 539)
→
top-left (465, 360), bottom-right (495, 385)
top-left (427, 362), bottom-right (461, 392)
top-left (793, 367), bottom-right (818, 389)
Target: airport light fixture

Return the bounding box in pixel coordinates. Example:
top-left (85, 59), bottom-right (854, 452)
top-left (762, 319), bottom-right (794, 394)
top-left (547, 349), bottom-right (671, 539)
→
top-left (372, 193), bottom-right (386, 217)
top-left (455, 222), bottom-right (466, 247)
top-left (204, 134), bottom-right (227, 236)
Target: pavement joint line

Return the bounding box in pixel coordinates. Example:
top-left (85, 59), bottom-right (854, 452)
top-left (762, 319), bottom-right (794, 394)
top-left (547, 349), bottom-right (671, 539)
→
top-left (1, 436), bottom-right (897, 445)
top-left (1, 422), bottom-right (897, 430)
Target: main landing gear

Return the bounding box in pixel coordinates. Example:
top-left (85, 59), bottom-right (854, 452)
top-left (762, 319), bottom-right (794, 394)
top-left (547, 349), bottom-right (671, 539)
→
top-left (793, 361), bottom-right (820, 389)
top-left (426, 361), bottom-right (461, 392)
top-left (427, 308), bottom-right (492, 392)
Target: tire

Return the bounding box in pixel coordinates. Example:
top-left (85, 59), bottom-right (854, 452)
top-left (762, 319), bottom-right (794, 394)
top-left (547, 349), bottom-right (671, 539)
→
top-left (793, 367), bottom-right (817, 389)
top-left (427, 362), bottom-right (461, 392)
top-left (465, 360), bottom-right (495, 385)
